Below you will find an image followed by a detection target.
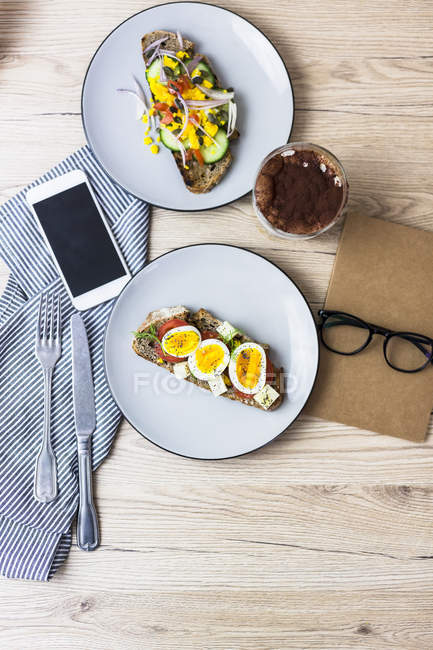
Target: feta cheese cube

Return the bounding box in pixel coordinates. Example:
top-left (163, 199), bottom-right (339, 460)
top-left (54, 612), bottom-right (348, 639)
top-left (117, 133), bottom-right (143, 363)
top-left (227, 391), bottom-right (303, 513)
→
top-left (253, 384), bottom-right (280, 410)
top-left (208, 375), bottom-right (227, 397)
top-left (216, 321), bottom-right (240, 341)
top-left (173, 361), bottom-right (190, 380)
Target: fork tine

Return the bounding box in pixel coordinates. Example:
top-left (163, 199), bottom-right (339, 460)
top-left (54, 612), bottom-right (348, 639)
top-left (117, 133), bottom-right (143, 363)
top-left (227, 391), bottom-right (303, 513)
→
top-left (54, 294), bottom-right (61, 340)
top-left (48, 294), bottom-right (55, 340)
top-left (57, 294), bottom-right (61, 340)
top-left (43, 293), bottom-right (49, 339)
top-left (36, 294), bottom-right (43, 341)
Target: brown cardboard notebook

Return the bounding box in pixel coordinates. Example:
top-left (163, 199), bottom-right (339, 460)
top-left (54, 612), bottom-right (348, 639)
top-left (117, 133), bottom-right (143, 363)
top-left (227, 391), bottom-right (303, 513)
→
top-left (306, 213), bottom-right (433, 442)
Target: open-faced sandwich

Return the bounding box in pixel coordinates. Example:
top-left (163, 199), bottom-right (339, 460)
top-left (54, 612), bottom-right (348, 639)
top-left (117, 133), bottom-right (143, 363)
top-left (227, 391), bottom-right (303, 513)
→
top-left (133, 306), bottom-right (283, 411)
top-left (140, 30), bottom-right (238, 193)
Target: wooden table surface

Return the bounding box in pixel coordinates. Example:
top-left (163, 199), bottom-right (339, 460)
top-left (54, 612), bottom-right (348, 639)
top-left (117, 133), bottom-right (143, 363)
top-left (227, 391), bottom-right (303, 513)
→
top-left (1, 1), bottom-right (433, 648)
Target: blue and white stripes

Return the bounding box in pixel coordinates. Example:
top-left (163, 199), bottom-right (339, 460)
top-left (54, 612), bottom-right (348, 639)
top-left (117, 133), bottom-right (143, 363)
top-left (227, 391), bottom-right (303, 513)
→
top-left (0, 146), bottom-right (149, 580)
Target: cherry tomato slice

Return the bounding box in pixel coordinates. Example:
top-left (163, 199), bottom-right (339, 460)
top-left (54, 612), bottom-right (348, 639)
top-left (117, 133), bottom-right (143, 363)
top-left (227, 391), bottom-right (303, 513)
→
top-left (154, 102), bottom-right (169, 111)
top-left (154, 343), bottom-right (187, 364)
top-left (160, 112), bottom-right (173, 124)
top-left (168, 75), bottom-right (191, 96)
top-left (179, 74), bottom-right (192, 89)
top-left (233, 388), bottom-right (251, 399)
top-left (157, 319), bottom-right (189, 340)
top-left (200, 330), bottom-right (220, 341)
top-left (193, 149), bottom-right (205, 166)
top-left (176, 76), bottom-right (191, 93)
top-left (266, 356), bottom-right (275, 383)
top-left (167, 81), bottom-right (179, 95)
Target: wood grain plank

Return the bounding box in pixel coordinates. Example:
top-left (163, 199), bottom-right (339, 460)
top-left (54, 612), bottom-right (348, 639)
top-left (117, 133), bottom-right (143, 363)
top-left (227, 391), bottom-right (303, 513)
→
top-left (1, 588), bottom-right (433, 649)
top-left (100, 420), bottom-right (433, 485)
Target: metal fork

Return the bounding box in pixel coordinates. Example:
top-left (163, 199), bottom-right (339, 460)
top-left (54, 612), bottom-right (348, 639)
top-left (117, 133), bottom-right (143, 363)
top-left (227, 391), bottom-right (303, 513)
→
top-left (34, 293), bottom-right (61, 503)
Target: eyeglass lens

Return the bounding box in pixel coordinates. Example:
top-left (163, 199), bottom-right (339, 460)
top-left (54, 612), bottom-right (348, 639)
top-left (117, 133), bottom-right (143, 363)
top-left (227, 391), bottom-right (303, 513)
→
top-left (321, 314), bottom-right (370, 354)
top-left (385, 334), bottom-right (432, 372)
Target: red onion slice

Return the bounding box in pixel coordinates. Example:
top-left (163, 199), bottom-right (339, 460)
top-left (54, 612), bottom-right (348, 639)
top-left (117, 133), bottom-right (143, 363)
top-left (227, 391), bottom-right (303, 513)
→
top-left (187, 54), bottom-right (203, 75)
top-left (159, 56), bottom-right (167, 82)
top-left (226, 100), bottom-right (232, 136)
top-left (230, 102), bottom-right (237, 137)
top-left (146, 45), bottom-right (161, 67)
top-left (159, 50), bottom-right (191, 77)
top-left (176, 30), bottom-right (183, 50)
top-left (226, 101), bottom-right (237, 137)
top-left (196, 85), bottom-right (234, 101)
top-left (185, 99), bottom-right (229, 109)
top-left (189, 117), bottom-right (219, 147)
top-left (160, 124), bottom-right (186, 166)
top-left (175, 92), bottom-right (189, 139)
top-left (160, 122), bottom-right (187, 168)
top-left (134, 76), bottom-right (152, 123)
top-left (133, 77), bottom-right (145, 103)
top-left (117, 87), bottom-right (148, 120)
top-left (143, 36), bottom-right (168, 54)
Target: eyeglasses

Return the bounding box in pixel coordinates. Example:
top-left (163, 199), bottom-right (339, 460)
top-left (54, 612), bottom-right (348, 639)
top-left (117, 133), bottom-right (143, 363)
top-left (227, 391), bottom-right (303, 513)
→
top-left (318, 310), bottom-right (433, 373)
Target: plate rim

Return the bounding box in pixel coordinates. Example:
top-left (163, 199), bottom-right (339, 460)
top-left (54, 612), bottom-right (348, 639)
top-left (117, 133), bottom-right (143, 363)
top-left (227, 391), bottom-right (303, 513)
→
top-left (103, 243), bottom-right (320, 460)
top-left (81, 1), bottom-right (295, 212)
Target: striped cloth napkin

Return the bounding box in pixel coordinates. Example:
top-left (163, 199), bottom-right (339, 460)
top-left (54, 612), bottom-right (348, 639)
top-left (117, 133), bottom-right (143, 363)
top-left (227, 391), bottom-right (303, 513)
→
top-left (0, 146), bottom-right (149, 581)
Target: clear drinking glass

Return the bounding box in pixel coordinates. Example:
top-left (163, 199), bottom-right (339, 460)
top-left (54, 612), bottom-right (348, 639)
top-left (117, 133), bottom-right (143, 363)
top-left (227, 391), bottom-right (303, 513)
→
top-left (252, 142), bottom-right (349, 240)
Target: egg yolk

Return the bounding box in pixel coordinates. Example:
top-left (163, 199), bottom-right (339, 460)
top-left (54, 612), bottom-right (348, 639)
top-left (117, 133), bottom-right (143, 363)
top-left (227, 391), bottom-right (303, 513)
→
top-left (195, 344), bottom-right (224, 374)
top-left (236, 348), bottom-right (262, 389)
top-left (148, 77), bottom-right (175, 105)
top-left (163, 330), bottom-right (200, 357)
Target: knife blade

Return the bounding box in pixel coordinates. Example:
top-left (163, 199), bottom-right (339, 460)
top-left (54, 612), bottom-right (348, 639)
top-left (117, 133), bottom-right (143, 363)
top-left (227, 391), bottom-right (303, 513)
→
top-left (71, 313), bottom-right (99, 551)
top-left (71, 313), bottom-right (96, 436)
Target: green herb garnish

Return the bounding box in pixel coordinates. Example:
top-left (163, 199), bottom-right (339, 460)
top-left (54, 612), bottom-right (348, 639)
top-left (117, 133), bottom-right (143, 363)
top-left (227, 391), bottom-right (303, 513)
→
top-left (133, 323), bottom-right (160, 345)
top-left (219, 331), bottom-right (242, 355)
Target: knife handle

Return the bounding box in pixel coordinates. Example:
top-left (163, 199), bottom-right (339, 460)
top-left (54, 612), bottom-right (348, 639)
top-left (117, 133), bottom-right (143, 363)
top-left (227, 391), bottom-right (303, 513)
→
top-left (77, 436), bottom-right (99, 552)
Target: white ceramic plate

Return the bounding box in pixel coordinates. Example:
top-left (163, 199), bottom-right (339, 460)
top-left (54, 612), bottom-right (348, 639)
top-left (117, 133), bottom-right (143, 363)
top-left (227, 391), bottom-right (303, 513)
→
top-left (81, 2), bottom-right (294, 211)
top-left (104, 245), bottom-right (319, 459)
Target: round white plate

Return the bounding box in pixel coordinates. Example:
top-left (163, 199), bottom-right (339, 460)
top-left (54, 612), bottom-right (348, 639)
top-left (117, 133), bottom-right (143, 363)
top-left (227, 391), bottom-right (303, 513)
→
top-left (82, 2), bottom-right (294, 211)
top-left (104, 245), bottom-right (319, 459)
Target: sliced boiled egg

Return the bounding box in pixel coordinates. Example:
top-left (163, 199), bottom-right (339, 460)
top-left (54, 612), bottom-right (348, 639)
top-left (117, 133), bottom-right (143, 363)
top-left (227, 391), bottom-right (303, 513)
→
top-left (161, 325), bottom-right (201, 359)
top-left (229, 342), bottom-right (267, 395)
top-left (188, 338), bottom-right (230, 381)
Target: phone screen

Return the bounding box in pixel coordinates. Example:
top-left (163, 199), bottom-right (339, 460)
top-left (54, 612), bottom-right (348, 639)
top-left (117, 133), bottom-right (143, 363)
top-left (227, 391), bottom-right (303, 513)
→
top-left (33, 183), bottom-right (126, 297)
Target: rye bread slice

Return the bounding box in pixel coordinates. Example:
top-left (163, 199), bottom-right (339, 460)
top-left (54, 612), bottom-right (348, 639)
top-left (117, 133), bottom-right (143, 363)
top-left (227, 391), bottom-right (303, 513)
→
top-left (132, 306), bottom-right (283, 411)
top-left (141, 31), bottom-right (195, 60)
top-left (173, 150), bottom-right (233, 193)
top-left (141, 31), bottom-right (235, 193)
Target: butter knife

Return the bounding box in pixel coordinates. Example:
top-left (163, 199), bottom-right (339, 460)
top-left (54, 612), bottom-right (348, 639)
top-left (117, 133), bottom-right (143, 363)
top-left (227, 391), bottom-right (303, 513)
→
top-left (71, 313), bottom-right (99, 551)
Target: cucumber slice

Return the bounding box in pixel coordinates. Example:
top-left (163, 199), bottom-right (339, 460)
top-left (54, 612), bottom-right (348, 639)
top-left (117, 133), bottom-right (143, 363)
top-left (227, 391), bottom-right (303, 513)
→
top-left (195, 62), bottom-right (215, 86)
top-left (200, 129), bottom-right (229, 164)
top-left (146, 59), bottom-right (161, 80)
top-left (160, 128), bottom-right (190, 152)
top-left (146, 57), bottom-right (180, 83)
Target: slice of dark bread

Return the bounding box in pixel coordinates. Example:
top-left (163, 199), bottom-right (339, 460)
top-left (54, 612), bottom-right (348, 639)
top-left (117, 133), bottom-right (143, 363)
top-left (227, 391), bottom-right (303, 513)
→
top-left (132, 306), bottom-right (283, 411)
top-left (141, 31), bottom-right (194, 61)
top-left (141, 31), bottom-right (235, 193)
top-left (174, 150), bottom-right (233, 193)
